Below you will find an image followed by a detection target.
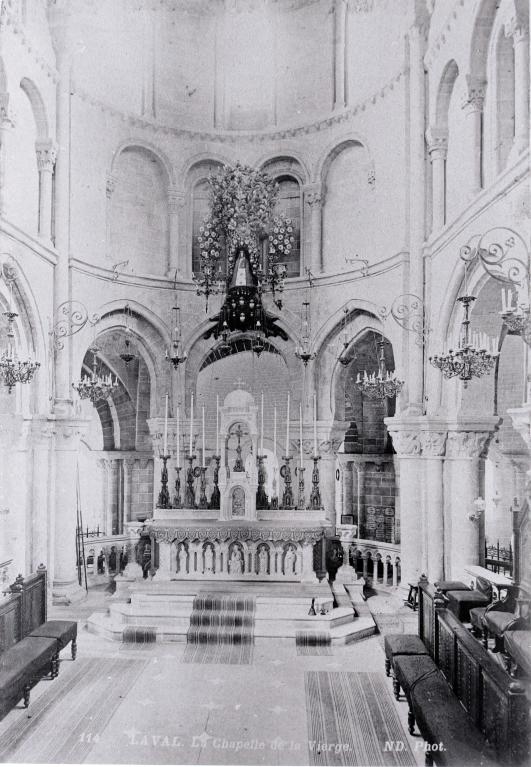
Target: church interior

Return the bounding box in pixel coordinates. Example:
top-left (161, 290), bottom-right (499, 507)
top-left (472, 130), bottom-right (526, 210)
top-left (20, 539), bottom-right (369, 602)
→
top-left (0, 0), bottom-right (529, 765)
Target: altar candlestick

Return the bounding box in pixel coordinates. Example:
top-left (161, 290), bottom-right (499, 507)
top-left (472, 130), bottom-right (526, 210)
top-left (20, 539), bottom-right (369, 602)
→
top-left (313, 392), bottom-right (317, 458)
top-left (299, 403), bottom-right (303, 467)
top-left (216, 395), bottom-right (219, 456)
top-left (202, 405), bottom-right (205, 467)
top-left (285, 392), bottom-right (290, 455)
top-left (176, 405), bottom-right (180, 467)
top-left (260, 391), bottom-right (264, 454)
top-left (189, 393), bottom-right (194, 455)
top-left (273, 405), bottom-right (277, 457)
top-left (163, 394), bottom-right (168, 455)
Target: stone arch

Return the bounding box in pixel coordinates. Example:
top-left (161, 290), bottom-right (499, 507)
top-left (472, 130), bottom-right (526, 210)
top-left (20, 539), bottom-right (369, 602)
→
top-left (468, 0), bottom-right (501, 85)
top-left (19, 77), bottom-right (48, 139)
top-left (315, 134), bottom-right (373, 183)
top-left (258, 154), bottom-right (310, 186)
top-left (110, 139), bottom-right (175, 187)
top-left (434, 59), bottom-right (459, 129)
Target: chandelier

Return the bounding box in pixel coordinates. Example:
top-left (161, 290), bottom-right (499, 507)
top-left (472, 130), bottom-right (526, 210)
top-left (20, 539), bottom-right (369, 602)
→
top-left (356, 338), bottom-right (404, 400)
top-left (295, 300), bottom-right (316, 366)
top-left (337, 306), bottom-right (353, 366)
top-left (166, 306), bottom-right (188, 368)
top-left (72, 346), bottom-right (119, 403)
top-left (0, 281), bottom-right (40, 393)
top-left (429, 295), bottom-right (499, 388)
top-left (119, 304), bottom-right (136, 366)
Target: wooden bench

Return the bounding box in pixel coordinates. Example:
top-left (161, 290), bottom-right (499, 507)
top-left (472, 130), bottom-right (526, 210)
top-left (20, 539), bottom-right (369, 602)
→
top-left (11, 566), bottom-right (78, 661)
top-left (0, 585), bottom-right (57, 721)
top-left (390, 580), bottom-right (529, 765)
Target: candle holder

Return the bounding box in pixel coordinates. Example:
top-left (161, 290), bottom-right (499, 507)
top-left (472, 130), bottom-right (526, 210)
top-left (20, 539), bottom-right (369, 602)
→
top-left (281, 455), bottom-right (294, 509)
top-left (157, 455), bottom-right (171, 509)
top-left (209, 455), bottom-right (221, 509)
top-left (310, 456), bottom-right (322, 510)
top-left (198, 466), bottom-right (208, 509)
top-left (256, 454), bottom-right (268, 509)
top-left (172, 466), bottom-right (182, 509)
top-left (185, 454), bottom-right (196, 508)
top-left (297, 466), bottom-right (305, 510)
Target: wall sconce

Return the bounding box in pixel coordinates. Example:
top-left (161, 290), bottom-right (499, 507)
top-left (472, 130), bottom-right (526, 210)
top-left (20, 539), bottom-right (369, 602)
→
top-left (469, 496), bottom-right (486, 522)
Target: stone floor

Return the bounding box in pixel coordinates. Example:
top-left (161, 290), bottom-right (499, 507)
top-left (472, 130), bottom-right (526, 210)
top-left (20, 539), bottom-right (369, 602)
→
top-left (0, 586), bottom-right (427, 766)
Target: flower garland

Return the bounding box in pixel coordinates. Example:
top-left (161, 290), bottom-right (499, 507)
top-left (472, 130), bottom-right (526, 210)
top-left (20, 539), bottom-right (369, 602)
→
top-left (195, 163), bottom-right (295, 300)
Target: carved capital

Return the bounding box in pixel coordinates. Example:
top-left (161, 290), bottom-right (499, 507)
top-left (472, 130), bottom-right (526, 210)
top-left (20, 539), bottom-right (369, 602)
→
top-left (505, 15), bottom-right (529, 42)
top-left (462, 76), bottom-right (486, 114)
top-left (367, 168), bottom-right (376, 189)
top-left (167, 188), bottom-right (186, 214)
top-left (388, 430), bottom-right (421, 456)
top-left (419, 431), bottom-right (447, 457)
top-left (54, 418), bottom-right (90, 450)
top-left (106, 174), bottom-right (118, 199)
top-left (35, 139), bottom-right (58, 172)
top-left (425, 126), bottom-right (448, 160)
top-left (445, 431), bottom-right (491, 458)
top-left (303, 184), bottom-right (322, 208)
top-left (30, 419), bottom-right (56, 445)
top-left (0, 92), bottom-right (14, 128)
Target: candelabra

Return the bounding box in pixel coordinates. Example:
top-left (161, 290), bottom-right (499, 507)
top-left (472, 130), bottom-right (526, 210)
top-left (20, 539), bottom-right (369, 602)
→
top-left (297, 466), bottom-right (305, 510)
top-left (256, 455), bottom-right (268, 509)
top-left (210, 456), bottom-right (221, 509)
top-left (185, 455), bottom-right (196, 508)
top-left (281, 456), bottom-right (294, 509)
top-left (172, 466), bottom-right (182, 509)
top-left (295, 301), bottom-right (316, 366)
top-left (0, 282), bottom-right (40, 392)
top-left (430, 296), bottom-right (498, 388)
top-left (72, 346), bottom-right (119, 404)
top-left (156, 455), bottom-right (171, 509)
top-left (356, 339), bottom-right (404, 400)
top-left (198, 467), bottom-right (208, 509)
top-left (310, 456), bottom-right (322, 510)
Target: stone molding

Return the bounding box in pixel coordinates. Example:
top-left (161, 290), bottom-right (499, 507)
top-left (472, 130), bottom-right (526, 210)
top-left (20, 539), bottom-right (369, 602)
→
top-left (167, 188), bottom-right (186, 213)
top-left (445, 431), bottom-right (491, 459)
top-left (53, 418), bottom-right (90, 450)
top-left (387, 430), bottom-right (421, 456)
top-left (419, 431), bottom-right (447, 456)
top-left (147, 524), bottom-right (326, 545)
top-left (1, 5), bottom-right (58, 81)
top-left (385, 417), bottom-right (498, 459)
top-left (35, 139), bottom-right (58, 172)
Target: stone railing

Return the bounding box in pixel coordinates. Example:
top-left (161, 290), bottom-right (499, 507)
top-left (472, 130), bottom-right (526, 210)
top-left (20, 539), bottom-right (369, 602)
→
top-left (81, 534), bottom-right (129, 576)
top-left (350, 539), bottom-right (401, 587)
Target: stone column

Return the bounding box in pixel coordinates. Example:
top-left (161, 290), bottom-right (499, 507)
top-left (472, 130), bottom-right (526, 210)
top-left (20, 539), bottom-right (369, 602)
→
top-left (386, 429), bottom-right (422, 588)
top-left (105, 174), bottom-right (117, 260)
top-left (167, 188), bottom-right (185, 279)
top-left (52, 418), bottom-right (90, 604)
top-left (419, 430), bottom-right (446, 583)
top-left (343, 461), bottom-right (353, 520)
top-left (303, 184), bottom-right (322, 274)
top-left (0, 92), bottom-right (14, 217)
top-left (300, 539), bottom-right (318, 583)
top-left (30, 419), bottom-right (56, 571)
top-left (156, 540), bottom-right (172, 580)
top-left (123, 457), bottom-right (135, 523)
top-left (35, 139), bottom-right (57, 241)
top-left (445, 430), bottom-right (491, 581)
top-left (505, 15), bottom-right (529, 159)
top-left (426, 127), bottom-right (448, 232)
top-left (462, 77), bottom-right (485, 197)
top-left (333, 0), bottom-right (347, 111)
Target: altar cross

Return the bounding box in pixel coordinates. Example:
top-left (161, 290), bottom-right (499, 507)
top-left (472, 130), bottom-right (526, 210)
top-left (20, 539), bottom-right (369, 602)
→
top-left (234, 377), bottom-right (246, 389)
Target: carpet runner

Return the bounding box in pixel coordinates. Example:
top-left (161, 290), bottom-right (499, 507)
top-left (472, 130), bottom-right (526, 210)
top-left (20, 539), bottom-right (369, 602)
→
top-left (305, 671), bottom-right (415, 766)
top-left (183, 594), bottom-right (255, 665)
top-left (296, 631), bottom-right (332, 656)
top-left (0, 657), bottom-right (147, 763)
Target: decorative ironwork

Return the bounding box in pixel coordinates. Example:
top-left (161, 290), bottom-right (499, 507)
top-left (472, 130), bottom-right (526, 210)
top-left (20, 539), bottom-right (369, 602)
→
top-left (378, 293), bottom-right (427, 348)
top-left (344, 256), bottom-right (369, 276)
top-left (165, 306), bottom-right (188, 368)
top-left (72, 346), bottom-right (118, 403)
top-left (52, 300), bottom-right (100, 351)
top-left (429, 296), bottom-right (498, 388)
top-left (356, 339), bottom-right (404, 400)
top-left (156, 455), bottom-right (171, 509)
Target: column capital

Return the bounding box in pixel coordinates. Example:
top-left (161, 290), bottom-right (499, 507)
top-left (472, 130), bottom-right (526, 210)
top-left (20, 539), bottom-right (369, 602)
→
top-left (167, 187), bottom-right (186, 213)
top-left (507, 403), bottom-right (531, 453)
top-left (53, 417), bottom-right (90, 450)
top-left (303, 183), bottom-right (323, 207)
top-left (505, 14), bottom-right (529, 42)
top-left (462, 76), bottom-right (486, 114)
top-left (387, 430), bottom-right (421, 456)
top-left (35, 139), bottom-right (58, 172)
top-left (445, 430), bottom-right (492, 459)
top-left (29, 417), bottom-right (56, 445)
top-left (419, 430), bottom-right (447, 457)
top-left (106, 173), bottom-right (118, 199)
top-left (0, 92), bottom-right (15, 128)
top-left (425, 126), bottom-right (448, 160)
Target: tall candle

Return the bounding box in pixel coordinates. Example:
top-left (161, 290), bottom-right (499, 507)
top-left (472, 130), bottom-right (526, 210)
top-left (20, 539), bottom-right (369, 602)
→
top-left (202, 405), bottom-right (205, 467)
top-left (189, 393), bottom-right (194, 455)
top-left (260, 391), bottom-right (264, 454)
top-left (216, 395), bottom-right (219, 456)
top-left (299, 403), bottom-right (303, 468)
top-left (163, 394), bottom-right (168, 455)
top-left (176, 406), bottom-right (180, 467)
top-left (285, 392), bottom-right (290, 456)
top-left (313, 392), bottom-right (317, 458)
top-left (273, 405), bottom-right (277, 457)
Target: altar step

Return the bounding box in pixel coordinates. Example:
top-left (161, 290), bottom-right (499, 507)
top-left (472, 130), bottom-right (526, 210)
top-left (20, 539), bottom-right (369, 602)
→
top-left (87, 581), bottom-right (376, 645)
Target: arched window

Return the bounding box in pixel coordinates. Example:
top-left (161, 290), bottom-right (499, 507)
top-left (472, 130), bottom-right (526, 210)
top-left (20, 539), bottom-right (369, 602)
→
top-left (273, 176), bottom-right (301, 277)
top-left (192, 178), bottom-right (211, 276)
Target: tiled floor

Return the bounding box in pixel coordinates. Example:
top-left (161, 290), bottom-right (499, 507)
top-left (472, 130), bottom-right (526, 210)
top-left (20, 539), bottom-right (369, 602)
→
top-left (0, 587), bottom-right (426, 766)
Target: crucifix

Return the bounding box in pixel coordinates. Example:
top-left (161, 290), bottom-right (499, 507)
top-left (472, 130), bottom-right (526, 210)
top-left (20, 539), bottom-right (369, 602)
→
top-left (234, 377), bottom-right (246, 390)
top-left (232, 424), bottom-right (247, 472)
